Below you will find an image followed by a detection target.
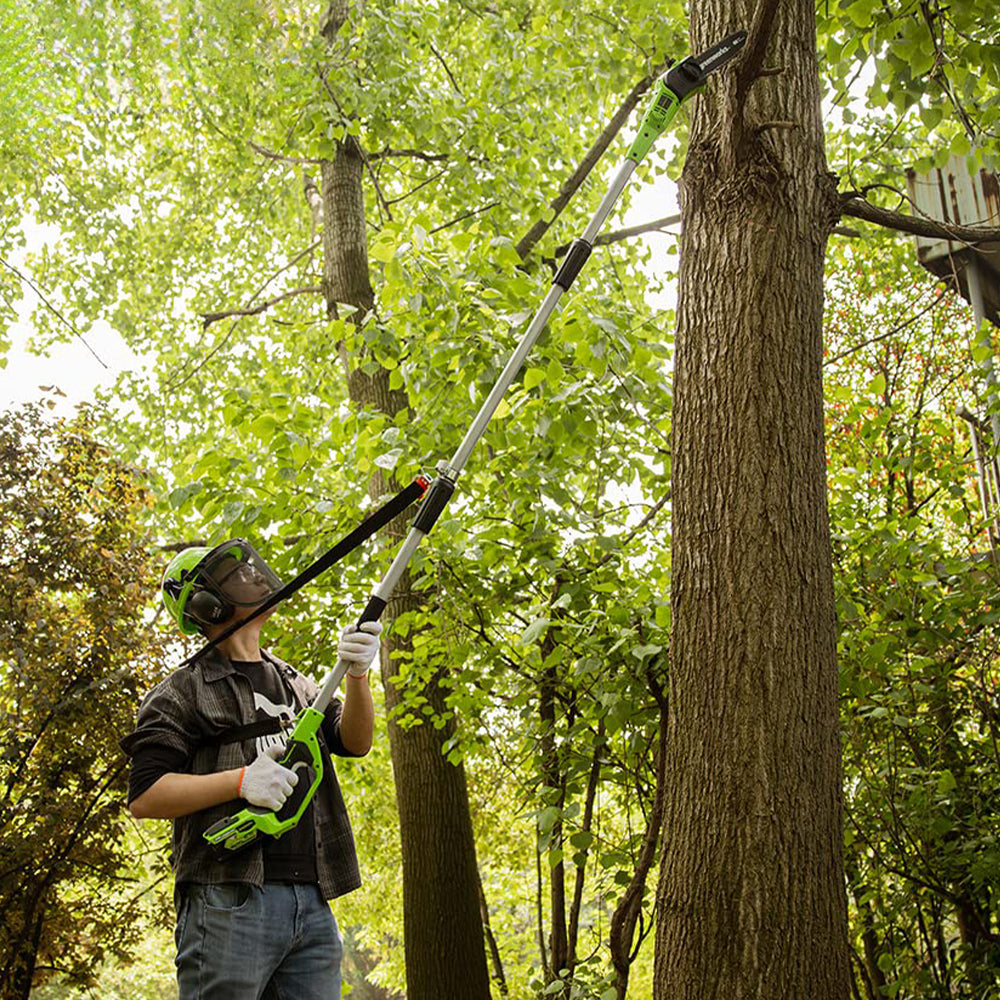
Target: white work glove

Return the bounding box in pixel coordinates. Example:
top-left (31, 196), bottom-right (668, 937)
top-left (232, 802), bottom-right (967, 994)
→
top-left (339, 620), bottom-right (383, 678)
top-left (238, 744), bottom-right (298, 811)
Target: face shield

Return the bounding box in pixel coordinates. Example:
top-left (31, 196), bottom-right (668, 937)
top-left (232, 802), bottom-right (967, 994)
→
top-left (196, 539), bottom-right (284, 608)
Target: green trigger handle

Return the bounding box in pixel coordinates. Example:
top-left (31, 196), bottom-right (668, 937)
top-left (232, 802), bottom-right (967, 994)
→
top-left (202, 707), bottom-right (325, 856)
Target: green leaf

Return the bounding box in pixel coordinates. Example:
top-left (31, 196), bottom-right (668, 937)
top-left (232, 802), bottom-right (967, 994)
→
top-left (524, 367), bottom-right (546, 391)
top-left (936, 769), bottom-right (957, 795)
top-left (221, 500), bottom-right (244, 524)
top-left (370, 236), bottom-right (396, 263)
top-left (169, 481), bottom-right (203, 508)
top-left (919, 105), bottom-right (943, 130)
top-left (846, 0), bottom-right (875, 27)
top-left (520, 618), bottom-right (549, 645)
top-left (951, 132), bottom-right (972, 158)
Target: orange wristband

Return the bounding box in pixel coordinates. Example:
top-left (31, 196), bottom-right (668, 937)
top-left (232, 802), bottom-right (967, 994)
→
top-left (237, 766), bottom-right (246, 794)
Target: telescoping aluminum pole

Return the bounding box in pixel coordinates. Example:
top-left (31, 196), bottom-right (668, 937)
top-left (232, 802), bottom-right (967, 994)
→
top-left (311, 29), bottom-right (748, 714)
top-left (204, 30), bottom-right (749, 858)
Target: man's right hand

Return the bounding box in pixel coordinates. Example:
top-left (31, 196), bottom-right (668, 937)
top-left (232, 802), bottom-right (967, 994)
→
top-left (238, 744), bottom-right (298, 810)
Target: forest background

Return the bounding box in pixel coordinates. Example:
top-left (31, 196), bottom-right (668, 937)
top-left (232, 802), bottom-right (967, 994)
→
top-left (2, 1), bottom-right (1000, 999)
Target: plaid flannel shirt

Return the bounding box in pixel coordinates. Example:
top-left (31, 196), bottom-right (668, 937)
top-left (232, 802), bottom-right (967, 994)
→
top-left (120, 647), bottom-right (361, 900)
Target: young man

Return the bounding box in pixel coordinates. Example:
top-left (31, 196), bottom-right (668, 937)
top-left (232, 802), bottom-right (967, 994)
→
top-left (121, 538), bottom-right (381, 1000)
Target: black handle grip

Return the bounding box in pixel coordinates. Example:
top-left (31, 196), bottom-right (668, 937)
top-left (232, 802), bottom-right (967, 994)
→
top-left (358, 594), bottom-right (387, 625)
top-left (273, 740), bottom-right (317, 823)
top-left (412, 475), bottom-right (456, 533)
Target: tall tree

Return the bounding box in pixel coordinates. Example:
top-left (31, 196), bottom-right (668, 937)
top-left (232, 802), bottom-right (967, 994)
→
top-left (317, 4), bottom-right (491, 996)
top-left (655, 3), bottom-right (851, 996)
top-left (0, 403), bottom-right (166, 999)
top-left (655, 0), bottom-right (1000, 996)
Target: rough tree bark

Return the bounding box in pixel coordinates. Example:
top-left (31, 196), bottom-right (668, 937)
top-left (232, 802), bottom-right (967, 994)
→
top-left (318, 7), bottom-right (491, 995)
top-left (654, 2), bottom-right (851, 997)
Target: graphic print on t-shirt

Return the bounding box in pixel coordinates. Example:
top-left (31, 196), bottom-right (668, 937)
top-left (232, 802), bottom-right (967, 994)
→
top-left (254, 691), bottom-right (296, 757)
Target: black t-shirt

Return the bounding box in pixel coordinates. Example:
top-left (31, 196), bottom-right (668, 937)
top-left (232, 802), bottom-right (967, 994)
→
top-left (128, 658), bottom-right (317, 883)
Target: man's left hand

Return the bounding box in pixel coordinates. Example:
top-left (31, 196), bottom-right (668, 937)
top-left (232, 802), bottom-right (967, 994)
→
top-left (339, 621), bottom-right (383, 678)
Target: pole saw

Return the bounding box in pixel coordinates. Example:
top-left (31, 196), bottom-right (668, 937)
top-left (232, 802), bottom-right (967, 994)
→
top-left (204, 29), bottom-right (747, 856)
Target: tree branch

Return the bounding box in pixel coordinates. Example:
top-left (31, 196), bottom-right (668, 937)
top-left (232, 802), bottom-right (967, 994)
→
top-left (0, 258), bottom-right (108, 369)
top-left (352, 135), bottom-right (394, 223)
top-left (735, 0), bottom-right (782, 102)
top-left (385, 164), bottom-right (451, 206)
top-left (839, 193), bottom-right (1000, 247)
top-left (367, 147), bottom-right (450, 164)
top-left (199, 286), bottom-right (324, 330)
top-left (590, 491), bottom-right (671, 573)
top-left (515, 57), bottom-right (673, 261)
top-left (553, 213), bottom-right (681, 258)
top-left (428, 41), bottom-right (462, 95)
top-left (429, 201), bottom-right (501, 235)
top-left (248, 141), bottom-right (323, 166)
top-left (824, 287), bottom-right (949, 367)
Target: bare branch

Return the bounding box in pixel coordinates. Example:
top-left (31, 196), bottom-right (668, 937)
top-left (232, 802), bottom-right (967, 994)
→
top-left (735, 0), bottom-right (782, 101)
top-left (515, 56), bottom-right (673, 261)
top-left (352, 136), bottom-right (394, 224)
top-left (272, 238), bottom-right (323, 285)
top-left (429, 201), bottom-right (501, 235)
top-left (824, 287), bottom-right (950, 367)
top-left (428, 41), bottom-right (463, 95)
top-left (590, 490), bottom-right (671, 573)
top-left (200, 286), bottom-right (324, 330)
top-left (839, 193), bottom-right (1000, 247)
top-left (248, 142), bottom-right (322, 166)
top-left (367, 148), bottom-right (450, 164)
top-left (386, 164), bottom-right (451, 206)
top-left (0, 258), bottom-right (108, 369)
top-left (553, 213), bottom-right (681, 258)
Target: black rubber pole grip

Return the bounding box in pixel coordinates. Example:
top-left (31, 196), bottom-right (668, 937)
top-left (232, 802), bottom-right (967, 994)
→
top-left (412, 476), bottom-right (456, 534)
top-left (358, 594), bottom-right (387, 624)
top-left (553, 238), bottom-right (593, 290)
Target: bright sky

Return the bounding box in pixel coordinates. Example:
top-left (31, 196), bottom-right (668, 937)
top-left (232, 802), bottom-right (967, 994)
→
top-left (0, 220), bottom-right (149, 414)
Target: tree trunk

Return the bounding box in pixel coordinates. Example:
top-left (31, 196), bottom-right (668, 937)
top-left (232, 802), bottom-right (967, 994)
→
top-left (1, 900), bottom-right (42, 1000)
top-left (539, 652), bottom-right (569, 981)
top-left (610, 688), bottom-right (666, 1000)
top-left (320, 121), bottom-right (491, 1000)
top-left (654, 3), bottom-right (850, 998)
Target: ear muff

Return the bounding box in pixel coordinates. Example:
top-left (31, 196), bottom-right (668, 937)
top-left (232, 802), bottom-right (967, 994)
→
top-left (185, 588), bottom-right (234, 626)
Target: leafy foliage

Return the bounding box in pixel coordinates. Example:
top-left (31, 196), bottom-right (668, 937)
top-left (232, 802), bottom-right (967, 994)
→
top-left (818, 0), bottom-right (1000, 175)
top-left (825, 233), bottom-right (1000, 998)
top-left (0, 402), bottom-right (170, 997)
top-left (5, 0), bottom-right (1000, 998)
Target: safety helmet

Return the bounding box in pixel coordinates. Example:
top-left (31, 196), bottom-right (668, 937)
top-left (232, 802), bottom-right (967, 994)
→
top-left (161, 538), bottom-right (284, 635)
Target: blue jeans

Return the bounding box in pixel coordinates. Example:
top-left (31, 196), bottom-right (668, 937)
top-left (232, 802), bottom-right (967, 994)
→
top-left (175, 882), bottom-right (343, 999)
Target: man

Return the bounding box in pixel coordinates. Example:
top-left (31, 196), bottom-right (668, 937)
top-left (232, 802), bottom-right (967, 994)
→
top-left (121, 537), bottom-right (381, 999)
